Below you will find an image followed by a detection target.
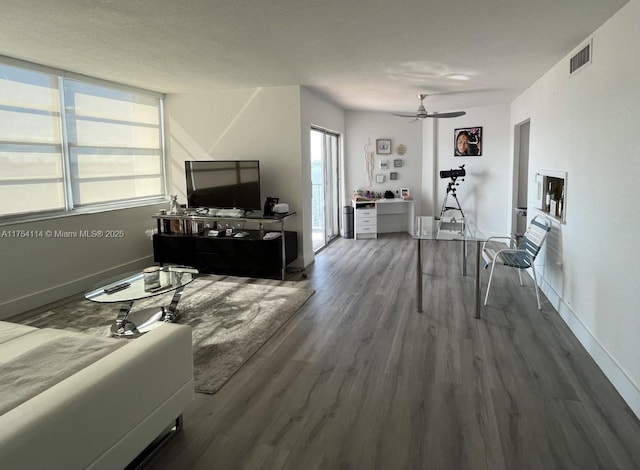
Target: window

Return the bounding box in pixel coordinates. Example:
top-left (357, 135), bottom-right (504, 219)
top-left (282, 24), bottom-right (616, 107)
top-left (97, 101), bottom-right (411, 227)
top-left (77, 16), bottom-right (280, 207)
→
top-left (0, 59), bottom-right (165, 220)
top-left (0, 65), bottom-right (65, 216)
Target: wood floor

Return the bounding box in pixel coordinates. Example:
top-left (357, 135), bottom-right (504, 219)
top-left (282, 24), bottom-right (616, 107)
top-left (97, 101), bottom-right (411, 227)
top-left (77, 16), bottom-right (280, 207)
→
top-left (147, 233), bottom-right (640, 470)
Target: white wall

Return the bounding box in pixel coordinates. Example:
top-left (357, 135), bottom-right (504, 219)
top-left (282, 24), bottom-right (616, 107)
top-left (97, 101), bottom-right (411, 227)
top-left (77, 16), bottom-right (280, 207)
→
top-left (511, 0), bottom-right (640, 417)
top-left (164, 86), bottom-right (308, 265)
top-left (344, 108), bottom-right (510, 237)
top-left (344, 111), bottom-right (424, 213)
top-left (0, 203), bottom-right (163, 319)
top-left (300, 87), bottom-right (345, 263)
top-left (1, 85), bottom-right (341, 318)
top-left (428, 104), bottom-right (511, 237)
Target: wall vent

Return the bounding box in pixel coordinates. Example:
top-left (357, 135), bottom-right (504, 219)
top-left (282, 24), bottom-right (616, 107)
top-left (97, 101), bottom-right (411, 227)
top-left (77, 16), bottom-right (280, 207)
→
top-left (569, 40), bottom-right (592, 75)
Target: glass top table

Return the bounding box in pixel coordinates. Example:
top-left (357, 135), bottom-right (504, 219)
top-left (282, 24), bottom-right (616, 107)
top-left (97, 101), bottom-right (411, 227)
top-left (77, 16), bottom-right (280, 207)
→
top-left (413, 216), bottom-right (486, 319)
top-left (85, 265), bottom-right (198, 337)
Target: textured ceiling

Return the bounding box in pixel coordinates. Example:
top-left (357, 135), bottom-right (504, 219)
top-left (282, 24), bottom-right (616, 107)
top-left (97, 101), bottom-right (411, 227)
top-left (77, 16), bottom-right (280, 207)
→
top-left (0, 0), bottom-right (629, 114)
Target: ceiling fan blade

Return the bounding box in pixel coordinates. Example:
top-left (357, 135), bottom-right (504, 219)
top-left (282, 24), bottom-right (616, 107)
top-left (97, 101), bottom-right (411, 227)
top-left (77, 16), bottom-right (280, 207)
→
top-left (391, 112), bottom-right (418, 118)
top-left (425, 111), bottom-right (466, 118)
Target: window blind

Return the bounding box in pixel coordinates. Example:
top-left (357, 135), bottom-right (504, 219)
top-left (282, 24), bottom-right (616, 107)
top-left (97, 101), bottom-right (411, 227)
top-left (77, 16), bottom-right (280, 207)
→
top-left (0, 59), bottom-right (165, 219)
top-left (0, 64), bottom-right (65, 217)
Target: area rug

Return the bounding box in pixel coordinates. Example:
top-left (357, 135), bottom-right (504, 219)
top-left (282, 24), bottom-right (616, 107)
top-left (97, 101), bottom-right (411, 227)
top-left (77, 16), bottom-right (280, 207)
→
top-left (20, 277), bottom-right (314, 394)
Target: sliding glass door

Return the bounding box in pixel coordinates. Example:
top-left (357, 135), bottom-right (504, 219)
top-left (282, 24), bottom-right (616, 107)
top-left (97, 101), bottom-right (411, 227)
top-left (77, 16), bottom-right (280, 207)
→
top-left (310, 128), bottom-right (340, 252)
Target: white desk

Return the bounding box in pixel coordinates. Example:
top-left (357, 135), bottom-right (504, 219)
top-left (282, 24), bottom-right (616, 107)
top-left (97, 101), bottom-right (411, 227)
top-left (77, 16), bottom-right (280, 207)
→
top-left (352, 199), bottom-right (415, 239)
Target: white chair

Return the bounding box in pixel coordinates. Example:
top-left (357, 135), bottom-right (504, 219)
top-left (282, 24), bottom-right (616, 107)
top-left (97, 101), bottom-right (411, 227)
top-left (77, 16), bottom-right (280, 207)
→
top-left (482, 216), bottom-right (552, 309)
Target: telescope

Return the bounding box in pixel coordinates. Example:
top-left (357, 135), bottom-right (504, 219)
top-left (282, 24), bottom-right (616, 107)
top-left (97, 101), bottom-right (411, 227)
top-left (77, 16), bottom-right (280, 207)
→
top-left (440, 165), bottom-right (466, 179)
top-left (439, 164), bottom-right (465, 219)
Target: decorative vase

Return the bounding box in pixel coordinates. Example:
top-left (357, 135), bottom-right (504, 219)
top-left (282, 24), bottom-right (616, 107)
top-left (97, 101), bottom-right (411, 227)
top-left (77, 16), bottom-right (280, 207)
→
top-left (168, 195), bottom-right (179, 214)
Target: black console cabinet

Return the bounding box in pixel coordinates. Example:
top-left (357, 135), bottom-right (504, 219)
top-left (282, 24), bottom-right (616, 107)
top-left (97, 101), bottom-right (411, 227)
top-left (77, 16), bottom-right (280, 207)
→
top-left (153, 231), bottom-right (297, 280)
top-left (151, 211), bottom-right (298, 280)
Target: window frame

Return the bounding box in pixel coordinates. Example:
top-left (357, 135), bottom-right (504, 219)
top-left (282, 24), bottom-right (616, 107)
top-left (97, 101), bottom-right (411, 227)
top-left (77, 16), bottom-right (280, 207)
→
top-left (0, 56), bottom-right (167, 225)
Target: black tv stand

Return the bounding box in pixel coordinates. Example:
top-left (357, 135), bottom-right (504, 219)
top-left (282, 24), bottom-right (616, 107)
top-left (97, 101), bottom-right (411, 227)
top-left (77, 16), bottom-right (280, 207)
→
top-left (151, 212), bottom-right (297, 280)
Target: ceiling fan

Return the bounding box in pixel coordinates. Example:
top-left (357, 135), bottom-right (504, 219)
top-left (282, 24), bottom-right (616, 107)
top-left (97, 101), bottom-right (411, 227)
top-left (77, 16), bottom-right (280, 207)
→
top-left (392, 94), bottom-right (466, 121)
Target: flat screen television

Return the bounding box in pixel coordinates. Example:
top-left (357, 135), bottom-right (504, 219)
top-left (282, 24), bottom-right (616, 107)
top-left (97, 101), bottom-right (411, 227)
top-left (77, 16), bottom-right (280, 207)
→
top-left (185, 160), bottom-right (261, 210)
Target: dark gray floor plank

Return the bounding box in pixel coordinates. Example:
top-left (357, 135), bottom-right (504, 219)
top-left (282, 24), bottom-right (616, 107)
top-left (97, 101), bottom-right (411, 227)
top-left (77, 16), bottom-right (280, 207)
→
top-left (144, 233), bottom-right (640, 470)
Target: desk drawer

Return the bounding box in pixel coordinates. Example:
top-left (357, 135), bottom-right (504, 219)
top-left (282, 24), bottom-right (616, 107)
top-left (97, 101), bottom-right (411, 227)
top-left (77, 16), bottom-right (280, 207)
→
top-left (355, 209), bottom-right (376, 218)
top-left (356, 225), bottom-right (377, 234)
top-left (356, 217), bottom-right (376, 226)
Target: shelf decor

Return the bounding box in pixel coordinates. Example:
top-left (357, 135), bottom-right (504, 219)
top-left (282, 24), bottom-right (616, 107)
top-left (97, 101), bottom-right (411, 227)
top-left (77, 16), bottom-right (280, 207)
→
top-left (535, 169), bottom-right (567, 223)
top-left (376, 139), bottom-right (392, 155)
top-left (364, 140), bottom-right (375, 186)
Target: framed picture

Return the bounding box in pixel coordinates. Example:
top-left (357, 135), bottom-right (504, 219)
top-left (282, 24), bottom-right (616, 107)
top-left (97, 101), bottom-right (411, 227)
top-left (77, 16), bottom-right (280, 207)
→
top-left (393, 159), bottom-right (402, 167)
top-left (454, 127), bottom-right (482, 156)
top-left (376, 139), bottom-right (392, 155)
top-left (401, 188), bottom-right (410, 198)
top-left (376, 174), bottom-right (385, 183)
top-left (379, 160), bottom-right (389, 170)
top-left (390, 172), bottom-right (398, 180)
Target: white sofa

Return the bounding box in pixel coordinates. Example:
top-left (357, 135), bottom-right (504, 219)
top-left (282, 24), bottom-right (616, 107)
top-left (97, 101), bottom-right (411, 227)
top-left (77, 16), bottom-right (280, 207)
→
top-left (0, 320), bottom-right (193, 470)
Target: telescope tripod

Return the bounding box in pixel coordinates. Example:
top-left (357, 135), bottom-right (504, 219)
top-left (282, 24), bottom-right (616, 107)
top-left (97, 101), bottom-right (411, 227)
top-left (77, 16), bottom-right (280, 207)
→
top-left (439, 178), bottom-right (465, 219)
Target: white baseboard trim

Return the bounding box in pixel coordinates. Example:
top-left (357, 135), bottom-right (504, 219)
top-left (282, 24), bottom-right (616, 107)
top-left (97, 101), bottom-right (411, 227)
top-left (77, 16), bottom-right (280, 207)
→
top-left (537, 271), bottom-right (640, 420)
top-left (0, 256), bottom-right (154, 320)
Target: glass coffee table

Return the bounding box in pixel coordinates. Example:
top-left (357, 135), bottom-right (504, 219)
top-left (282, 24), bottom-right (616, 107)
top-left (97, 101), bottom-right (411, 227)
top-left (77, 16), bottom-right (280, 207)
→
top-left (85, 265), bottom-right (198, 337)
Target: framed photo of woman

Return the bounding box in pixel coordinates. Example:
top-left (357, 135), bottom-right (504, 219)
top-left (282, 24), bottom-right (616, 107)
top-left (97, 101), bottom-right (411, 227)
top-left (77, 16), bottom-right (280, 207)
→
top-left (454, 127), bottom-right (482, 156)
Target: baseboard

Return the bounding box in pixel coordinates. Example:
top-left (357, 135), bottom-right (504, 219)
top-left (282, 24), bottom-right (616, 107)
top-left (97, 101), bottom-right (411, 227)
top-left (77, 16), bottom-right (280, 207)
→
top-left (0, 256), bottom-right (155, 320)
top-left (287, 257), bottom-right (305, 269)
top-left (537, 270), bottom-right (640, 420)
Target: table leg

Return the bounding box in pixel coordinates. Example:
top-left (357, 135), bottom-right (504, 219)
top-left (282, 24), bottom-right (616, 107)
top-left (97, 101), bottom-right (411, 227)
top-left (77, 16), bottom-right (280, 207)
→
top-left (280, 225), bottom-right (287, 280)
top-left (475, 240), bottom-right (482, 319)
top-left (115, 300), bottom-right (133, 322)
top-left (110, 285), bottom-right (187, 337)
top-left (416, 239), bottom-right (423, 313)
top-left (462, 239), bottom-right (467, 275)
top-left (111, 301), bottom-right (136, 336)
top-left (164, 285), bottom-right (185, 322)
